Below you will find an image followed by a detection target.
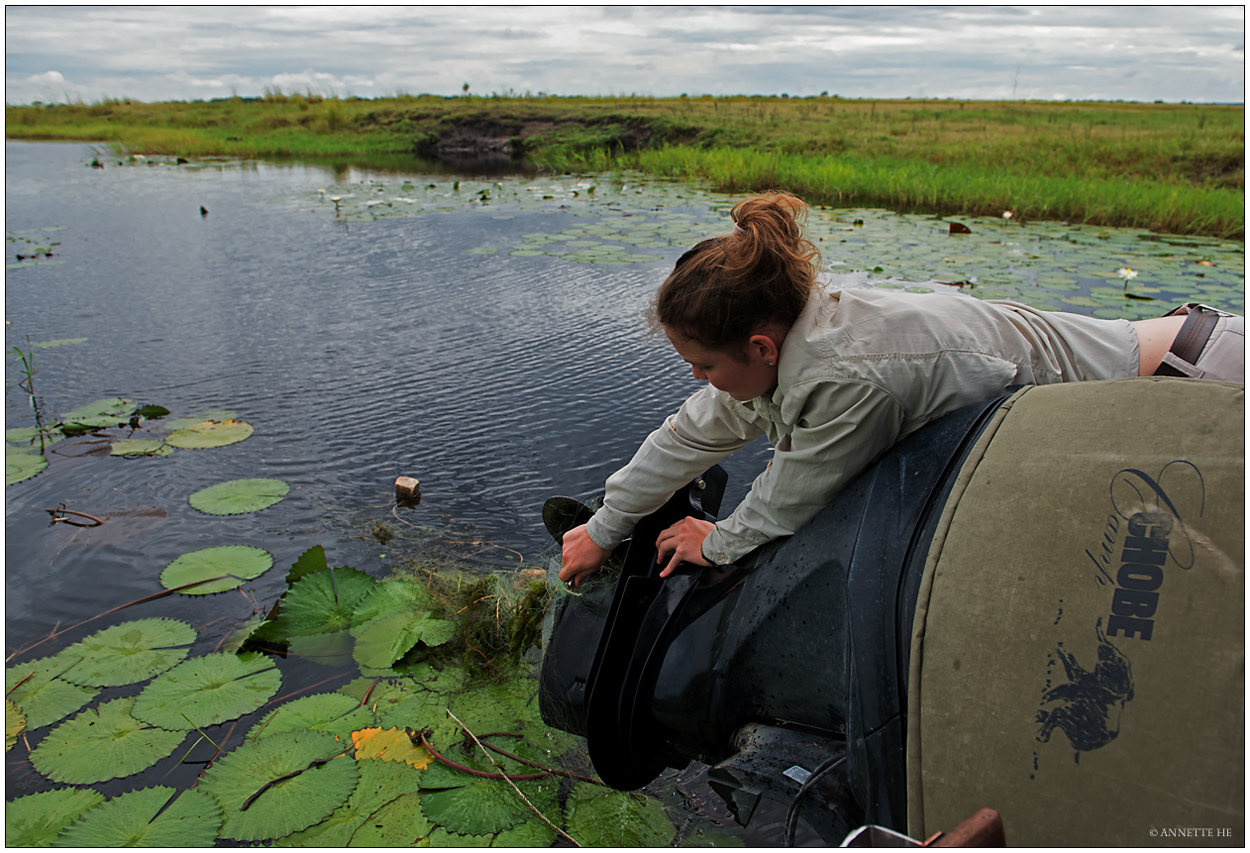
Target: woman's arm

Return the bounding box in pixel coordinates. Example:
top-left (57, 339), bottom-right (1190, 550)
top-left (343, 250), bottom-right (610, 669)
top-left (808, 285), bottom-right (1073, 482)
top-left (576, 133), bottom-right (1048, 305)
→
top-left (583, 385), bottom-right (765, 553)
top-left (701, 380), bottom-right (906, 565)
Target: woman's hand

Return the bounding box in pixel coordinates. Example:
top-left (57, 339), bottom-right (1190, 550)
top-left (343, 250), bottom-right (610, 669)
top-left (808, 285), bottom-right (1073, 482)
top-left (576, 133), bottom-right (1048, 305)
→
top-left (559, 524), bottom-right (611, 588)
top-left (655, 516), bottom-right (715, 578)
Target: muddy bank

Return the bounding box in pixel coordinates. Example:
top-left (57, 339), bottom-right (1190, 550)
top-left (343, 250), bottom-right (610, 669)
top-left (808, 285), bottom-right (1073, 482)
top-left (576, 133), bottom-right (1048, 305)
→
top-left (414, 116), bottom-right (664, 163)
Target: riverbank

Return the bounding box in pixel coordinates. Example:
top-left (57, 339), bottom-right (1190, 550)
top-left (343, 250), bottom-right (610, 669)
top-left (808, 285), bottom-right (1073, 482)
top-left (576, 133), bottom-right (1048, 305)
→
top-left (6, 94), bottom-right (1244, 238)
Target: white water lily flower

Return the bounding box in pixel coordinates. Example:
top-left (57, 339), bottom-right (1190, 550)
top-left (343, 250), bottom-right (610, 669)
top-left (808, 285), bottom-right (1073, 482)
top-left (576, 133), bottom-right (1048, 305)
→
top-left (1002, 211), bottom-right (1013, 219)
top-left (1116, 267), bottom-right (1138, 280)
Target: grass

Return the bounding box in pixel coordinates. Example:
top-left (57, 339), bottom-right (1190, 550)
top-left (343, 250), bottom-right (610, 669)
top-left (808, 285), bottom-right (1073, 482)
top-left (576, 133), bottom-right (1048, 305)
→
top-left (6, 93), bottom-right (1244, 237)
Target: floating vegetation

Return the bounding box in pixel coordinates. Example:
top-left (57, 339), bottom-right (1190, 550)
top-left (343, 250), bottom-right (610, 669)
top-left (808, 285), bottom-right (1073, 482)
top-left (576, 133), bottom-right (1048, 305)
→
top-left (29, 696), bottom-right (187, 784)
top-left (5, 227), bottom-right (64, 269)
top-left (200, 730), bottom-right (359, 842)
top-left (58, 619), bottom-right (195, 687)
top-left (189, 477), bottom-right (290, 515)
top-left (131, 652), bottom-right (281, 731)
top-left (160, 544), bottom-right (275, 595)
top-left (5, 446), bottom-right (47, 485)
top-left (56, 787), bottom-right (222, 848)
top-left (5, 788), bottom-right (105, 847)
top-left (4, 532), bottom-right (707, 846)
top-left (299, 173), bottom-right (1242, 315)
top-left (3, 383), bottom-right (256, 485)
top-left (166, 418), bottom-right (254, 449)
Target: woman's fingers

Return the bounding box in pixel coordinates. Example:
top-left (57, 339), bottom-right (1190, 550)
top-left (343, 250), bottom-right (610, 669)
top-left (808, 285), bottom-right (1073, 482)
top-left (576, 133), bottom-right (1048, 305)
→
top-left (655, 517), bottom-right (715, 577)
top-left (559, 524), bottom-right (610, 587)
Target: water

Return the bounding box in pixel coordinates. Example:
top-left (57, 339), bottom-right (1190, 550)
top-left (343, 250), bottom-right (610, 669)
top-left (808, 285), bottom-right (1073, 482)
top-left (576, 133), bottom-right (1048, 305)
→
top-left (5, 141), bottom-right (1243, 843)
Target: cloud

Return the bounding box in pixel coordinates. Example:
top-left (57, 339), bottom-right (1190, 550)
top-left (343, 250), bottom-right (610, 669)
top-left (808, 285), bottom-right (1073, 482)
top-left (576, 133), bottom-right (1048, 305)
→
top-left (3, 6), bottom-right (1244, 104)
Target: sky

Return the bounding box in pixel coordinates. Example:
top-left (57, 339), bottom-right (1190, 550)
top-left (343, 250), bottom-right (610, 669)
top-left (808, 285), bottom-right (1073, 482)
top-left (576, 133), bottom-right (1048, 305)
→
top-left (4, 5), bottom-right (1246, 105)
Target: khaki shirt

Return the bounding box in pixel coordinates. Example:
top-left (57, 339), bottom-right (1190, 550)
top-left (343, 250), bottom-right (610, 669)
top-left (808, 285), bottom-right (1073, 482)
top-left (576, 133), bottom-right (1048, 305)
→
top-left (586, 288), bottom-right (1140, 564)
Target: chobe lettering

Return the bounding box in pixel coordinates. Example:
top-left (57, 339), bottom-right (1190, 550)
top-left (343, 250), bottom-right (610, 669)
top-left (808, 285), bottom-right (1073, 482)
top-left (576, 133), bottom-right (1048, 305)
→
top-left (1106, 512), bottom-right (1172, 641)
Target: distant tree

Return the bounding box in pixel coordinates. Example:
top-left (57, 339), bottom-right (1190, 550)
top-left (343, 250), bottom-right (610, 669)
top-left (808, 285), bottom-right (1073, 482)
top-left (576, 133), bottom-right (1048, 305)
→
top-left (462, 82), bottom-right (470, 96)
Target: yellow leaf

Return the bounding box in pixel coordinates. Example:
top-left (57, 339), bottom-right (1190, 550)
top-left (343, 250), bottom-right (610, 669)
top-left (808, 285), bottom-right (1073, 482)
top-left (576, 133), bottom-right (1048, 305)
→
top-left (351, 726), bottom-right (434, 769)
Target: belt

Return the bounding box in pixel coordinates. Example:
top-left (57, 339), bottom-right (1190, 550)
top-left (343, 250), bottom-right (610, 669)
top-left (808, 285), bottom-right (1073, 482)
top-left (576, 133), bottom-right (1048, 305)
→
top-left (1154, 307), bottom-right (1219, 377)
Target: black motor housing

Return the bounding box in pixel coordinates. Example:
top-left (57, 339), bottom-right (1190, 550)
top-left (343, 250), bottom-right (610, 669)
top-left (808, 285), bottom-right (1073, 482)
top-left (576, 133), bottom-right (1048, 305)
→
top-left (539, 393), bottom-right (1011, 840)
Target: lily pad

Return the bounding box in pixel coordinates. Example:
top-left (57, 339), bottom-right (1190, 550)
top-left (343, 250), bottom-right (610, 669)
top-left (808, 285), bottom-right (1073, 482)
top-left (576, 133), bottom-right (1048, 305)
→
top-left (60, 397), bottom-right (134, 426)
top-left (566, 782), bottom-right (676, 847)
top-left (199, 729), bottom-right (358, 842)
top-left (5, 655), bottom-right (98, 731)
top-left (189, 477), bottom-right (290, 515)
top-left (59, 618), bottom-right (196, 687)
top-left (29, 696), bottom-right (187, 784)
top-left (6, 698), bottom-right (25, 751)
top-left (166, 419), bottom-right (254, 449)
top-left (425, 827), bottom-right (494, 846)
top-left (352, 611), bottom-right (455, 670)
top-left (280, 566), bottom-right (377, 637)
top-left (351, 726), bottom-right (435, 769)
top-left (55, 786), bottom-right (221, 847)
top-left (109, 439), bottom-right (172, 457)
top-left (247, 692), bottom-right (373, 742)
top-left (274, 758), bottom-right (425, 847)
top-left (5, 787), bottom-right (105, 847)
top-left (346, 792), bottom-right (433, 846)
top-left (6, 447), bottom-right (47, 484)
top-left (30, 338), bottom-right (87, 349)
top-left (163, 410), bottom-right (239, 430)
top-left (421, 778), bottom-right (530, 837)
top-left (352, 579), bottom-right (433, 625)
top-left (160, 544), bottom-right (274, 594)
top-left (132, 652), bottom-right (281, 731)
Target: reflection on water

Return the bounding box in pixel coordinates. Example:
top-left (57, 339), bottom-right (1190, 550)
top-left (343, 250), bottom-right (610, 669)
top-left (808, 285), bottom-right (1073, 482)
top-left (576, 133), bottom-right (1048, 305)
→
top-left (5, 141), bottom-right (1243, 840)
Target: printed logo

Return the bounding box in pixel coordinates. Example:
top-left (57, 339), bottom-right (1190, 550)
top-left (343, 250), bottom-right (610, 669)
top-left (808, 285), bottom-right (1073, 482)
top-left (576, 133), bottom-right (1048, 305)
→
top-left (1036, 618), bottom-right (1134, 758)
top-left (1035, 461), bottom-right (1205, 763)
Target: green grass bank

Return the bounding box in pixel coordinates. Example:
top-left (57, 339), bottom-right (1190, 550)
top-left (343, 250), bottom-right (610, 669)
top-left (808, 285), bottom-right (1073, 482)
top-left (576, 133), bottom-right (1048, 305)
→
top-left (6, 94), bottom-right (1244, 238)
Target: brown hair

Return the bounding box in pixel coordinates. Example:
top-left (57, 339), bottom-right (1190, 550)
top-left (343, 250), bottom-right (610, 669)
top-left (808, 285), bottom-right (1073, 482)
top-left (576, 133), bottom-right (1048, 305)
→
top-left (649, 191), bottom-right (821, 357)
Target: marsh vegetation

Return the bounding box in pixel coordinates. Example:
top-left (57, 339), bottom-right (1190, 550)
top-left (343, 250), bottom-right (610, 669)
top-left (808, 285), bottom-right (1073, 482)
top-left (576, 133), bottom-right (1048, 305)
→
top-left (6, 93), bottom-right (1243, 237)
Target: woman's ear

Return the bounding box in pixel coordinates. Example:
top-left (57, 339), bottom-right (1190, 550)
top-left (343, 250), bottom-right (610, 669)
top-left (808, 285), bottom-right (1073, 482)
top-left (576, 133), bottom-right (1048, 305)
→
top-left (747, 332), bottom-right (782, 366)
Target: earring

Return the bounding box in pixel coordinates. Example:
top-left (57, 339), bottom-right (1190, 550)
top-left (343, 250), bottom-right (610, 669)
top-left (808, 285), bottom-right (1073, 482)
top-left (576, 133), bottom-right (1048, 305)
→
top-left (765, 359), bottom-right (774, 367)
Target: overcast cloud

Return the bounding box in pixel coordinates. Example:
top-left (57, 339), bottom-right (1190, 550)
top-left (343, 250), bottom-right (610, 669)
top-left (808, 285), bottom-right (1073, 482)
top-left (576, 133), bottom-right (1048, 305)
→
top-left (4, 6), bottom-right (1245, 105)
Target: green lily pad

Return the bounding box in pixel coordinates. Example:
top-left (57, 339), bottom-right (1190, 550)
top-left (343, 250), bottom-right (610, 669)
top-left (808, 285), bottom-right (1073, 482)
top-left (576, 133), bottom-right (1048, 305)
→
top-left (29, 696), bottom-right (187, 784)
top-left (6, 447), bottom-right (47, 484)
top-left (5, 655), bottom-right (98, 731)
top-left (132, 652), bottom-right (281, 731)
top-left (493, 818), bottom-right (559, 847)
top-left (351, 579), bottom-right (433, 625)
top-left (60, 398), bottom-right (134, 425)
top-left (346, 792), bottom-right (433, 846)
top-left (199, 729), bottom-right (358, 842)
top-left (420, 779), bottom-right (529, 837)
top-left (287, 630), bottom-right (356, 668)
top-left (274, 758), bottom-right (425, 846)
top-left (166, 419), bottom-right (254, 449)
top-left (59, 618), bottom-right (196, 687)
top-left (6, 698), bottom-right (25, 751)
top-left (109, 439), bottom-right (172, 457)
top-left (566, 782), bottom-right (675, 847)
top-left (281, 566), bottom-right (378, 637)
top-left (29, 337), bottom-right (87, 349)
top-left (160, 544), bottom-right (274, 594)
top-left (189, 477), bottom-right (289, 515)
top-left (163, 410), bottom-right (239, 430)
top-left (6, 426), bottom-right (60, 444)
top-left (55, 786), bottom-right (221, 847)
top-left (352, 611), bottom-right (455, 670)
top-left (4, 787), bottom-right (105, 847)
top-left (246, 692), bottom-right (373, 742)
top-left (425, 827), bottom-right (494, 846)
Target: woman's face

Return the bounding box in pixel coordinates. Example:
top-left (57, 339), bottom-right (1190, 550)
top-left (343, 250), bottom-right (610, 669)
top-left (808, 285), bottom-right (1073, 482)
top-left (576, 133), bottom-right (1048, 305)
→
top-left (665, 329), bottom-right (779, 402)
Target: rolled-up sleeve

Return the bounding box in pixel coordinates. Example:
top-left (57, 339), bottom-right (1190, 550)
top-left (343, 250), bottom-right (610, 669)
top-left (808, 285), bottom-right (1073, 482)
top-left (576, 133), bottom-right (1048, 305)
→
top-left (701, 380), bottom-right (905, 564)
top-left (585, 386), bottom-right (764, 551)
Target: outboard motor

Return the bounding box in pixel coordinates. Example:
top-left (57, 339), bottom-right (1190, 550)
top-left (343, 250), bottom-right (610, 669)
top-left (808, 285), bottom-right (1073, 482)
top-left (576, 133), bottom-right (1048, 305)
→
top-left (540, 379), bottom-right (1244, 846)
